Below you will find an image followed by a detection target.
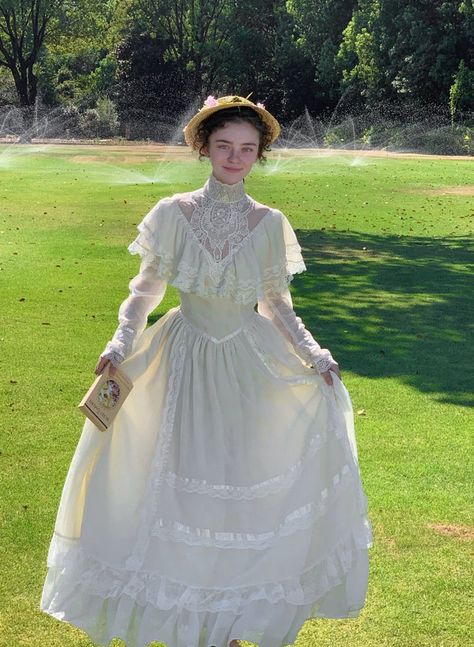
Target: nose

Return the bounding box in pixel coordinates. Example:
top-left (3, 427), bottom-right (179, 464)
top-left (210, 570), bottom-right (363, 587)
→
top-left (227, 148), bottom-right (241, 162)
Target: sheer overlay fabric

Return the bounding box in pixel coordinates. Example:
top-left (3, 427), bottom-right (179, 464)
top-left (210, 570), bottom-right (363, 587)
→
top-left (41, 173), bottom-right (372, 647)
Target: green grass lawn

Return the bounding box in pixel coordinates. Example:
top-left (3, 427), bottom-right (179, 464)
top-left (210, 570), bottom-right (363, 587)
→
top-left (0, 144), bottom-right (472, 647)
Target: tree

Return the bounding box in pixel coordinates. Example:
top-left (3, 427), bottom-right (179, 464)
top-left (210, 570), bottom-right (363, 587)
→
top-left (0, 0), bottom-right (62, 106)
top-left (217, 0), bottom-right (316, 121)
top-left (36, 0), bottom-right (119, 108)
top-left (113, 28), bottom-right (194, 139)
top-left (337, 0), bottom-right (474, 107)
top-left (130, 0), bottom-right (234, 97)
top-left (336, 0), bottom-right (382, 104)
top-left (450, 59), bottom-right (474, 123)
top-left (288, 0), bottom-right (357, 109)
top-left (376, 0), bottom-right (470, 105)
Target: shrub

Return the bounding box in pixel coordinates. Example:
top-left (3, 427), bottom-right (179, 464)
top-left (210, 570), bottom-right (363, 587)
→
top-left (77, 98), bottom-right (120, 139)
top-left (95, 97), bottom-right (120, 137)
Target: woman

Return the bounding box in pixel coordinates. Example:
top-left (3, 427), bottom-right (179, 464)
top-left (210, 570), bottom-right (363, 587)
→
top-left (41, 95), bottom-right (373, 647)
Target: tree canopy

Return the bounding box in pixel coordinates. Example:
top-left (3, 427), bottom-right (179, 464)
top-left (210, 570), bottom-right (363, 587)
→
top-left (0, 0), bottom-right (472, 139)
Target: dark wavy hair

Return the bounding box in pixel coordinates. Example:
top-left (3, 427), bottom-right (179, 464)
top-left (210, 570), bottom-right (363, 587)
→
top-left (193, 106), bottom-right (273, 163)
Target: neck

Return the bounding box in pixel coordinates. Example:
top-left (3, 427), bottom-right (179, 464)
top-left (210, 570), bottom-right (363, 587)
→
top-left (204, 173), bottom-right (247, 203)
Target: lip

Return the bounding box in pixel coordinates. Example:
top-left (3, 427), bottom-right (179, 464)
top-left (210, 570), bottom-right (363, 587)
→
top-left (223, 167), bottom-right (242, 172)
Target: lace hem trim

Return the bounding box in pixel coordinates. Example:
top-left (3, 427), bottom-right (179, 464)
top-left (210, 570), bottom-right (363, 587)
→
top-left (45, 521), bottom-right (372, 614)
top-left (152, 464), bottom-right (359, 550)
top-left (164, 427), bottom-right (328, 500)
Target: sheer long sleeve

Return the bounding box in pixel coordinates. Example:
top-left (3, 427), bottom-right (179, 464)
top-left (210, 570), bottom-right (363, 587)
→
top-left (257, 287), bottom-right (337, 374)
top-left (100, 260), bottom-right (167, 366)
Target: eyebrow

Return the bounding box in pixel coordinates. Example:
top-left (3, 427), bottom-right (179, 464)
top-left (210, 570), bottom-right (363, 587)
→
top-left (215, 139), bottom-right (258, 146)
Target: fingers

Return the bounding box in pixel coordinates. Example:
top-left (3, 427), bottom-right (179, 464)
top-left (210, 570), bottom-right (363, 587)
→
top-left (321, 365), bottom-right (342, 385)
top-left (95, 357), bottom-right (109, 376)
top-left (320, 370), bottom-right (333, 385)
top-left (94, 355), bottom-right (119, 378)
top-left (330, 365), bottom-right (341, 379)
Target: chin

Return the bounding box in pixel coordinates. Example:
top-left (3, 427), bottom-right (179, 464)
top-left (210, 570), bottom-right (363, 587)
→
top-left (217, 171), bottom-right (244, 184)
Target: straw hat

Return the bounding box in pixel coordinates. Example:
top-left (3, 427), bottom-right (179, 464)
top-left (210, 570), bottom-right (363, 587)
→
top-left (183, 94), bottom-right (281, 149)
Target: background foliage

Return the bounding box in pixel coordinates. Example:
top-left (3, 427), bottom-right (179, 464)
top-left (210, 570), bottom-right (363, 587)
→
top-left (0, 0), bottom-right (473, 148)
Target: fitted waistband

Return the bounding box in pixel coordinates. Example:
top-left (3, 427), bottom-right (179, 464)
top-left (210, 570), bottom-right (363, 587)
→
top-left (177, 308), bottom-right (255, 344)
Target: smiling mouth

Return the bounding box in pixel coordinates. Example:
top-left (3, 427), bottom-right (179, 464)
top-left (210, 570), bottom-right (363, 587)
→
top-left (224, 167), bottom-right (242, 171)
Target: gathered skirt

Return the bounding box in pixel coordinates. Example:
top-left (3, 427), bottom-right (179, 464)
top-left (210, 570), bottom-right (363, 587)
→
top-left (40, 295), bottom-right (373, 647)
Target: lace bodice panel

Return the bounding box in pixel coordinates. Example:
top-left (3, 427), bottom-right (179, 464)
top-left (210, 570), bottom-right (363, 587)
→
top-left (125, 175), bottom-right (306, 303)
top-left (176, 175), bottom-right (270, 265)
top-left (99, 174), bottom-right (336, 373)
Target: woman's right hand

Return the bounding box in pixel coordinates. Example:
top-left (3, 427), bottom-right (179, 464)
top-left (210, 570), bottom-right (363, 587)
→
top-left (95, 355), bottom-right (118, 377)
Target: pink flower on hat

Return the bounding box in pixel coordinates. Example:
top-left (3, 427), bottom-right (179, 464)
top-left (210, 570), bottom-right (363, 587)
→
top-left (256, 102), bottom-right (265, 109)
top-left (203, 95), bottom-right (219, 108)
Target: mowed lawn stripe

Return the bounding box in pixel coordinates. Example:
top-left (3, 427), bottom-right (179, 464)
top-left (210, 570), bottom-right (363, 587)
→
top-left (0, 145), bottom-right (472, 647)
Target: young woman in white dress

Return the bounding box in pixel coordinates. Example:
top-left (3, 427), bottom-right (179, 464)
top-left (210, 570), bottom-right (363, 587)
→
top-left (41, 95), bottom-right (373, 647)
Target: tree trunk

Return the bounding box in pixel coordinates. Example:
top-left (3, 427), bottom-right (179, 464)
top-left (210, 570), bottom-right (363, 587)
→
top-left (10, 66), bottom-right (36, 107)
top-left (28, 65), bottom-right (38, 105)
top-left (18, 105), bottom-right (35, 143)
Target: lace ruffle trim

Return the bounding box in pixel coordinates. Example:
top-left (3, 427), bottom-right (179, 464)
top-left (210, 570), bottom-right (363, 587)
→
top-left (46, 520), bottom-right (372, 614)
top-left (124, 337), bottom-right (189, 572)
top-left (165, 427), bottom-right (328, 500)
top-left (127, 227), bottom-right (306, 305)
top-left (152, 464), bottom-right (361, 550)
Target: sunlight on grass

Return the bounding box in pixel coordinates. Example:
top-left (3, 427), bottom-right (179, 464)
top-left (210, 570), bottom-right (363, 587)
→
top-left (0, 144), bottom-right (472, 647)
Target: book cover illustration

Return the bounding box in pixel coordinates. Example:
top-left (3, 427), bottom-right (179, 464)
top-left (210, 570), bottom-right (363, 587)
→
top-left (78, 364), bottom-right (134, 432)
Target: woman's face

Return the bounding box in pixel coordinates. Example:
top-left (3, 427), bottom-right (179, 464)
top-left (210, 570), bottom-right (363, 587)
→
top-left (203, 121), bottom-right (260, 185)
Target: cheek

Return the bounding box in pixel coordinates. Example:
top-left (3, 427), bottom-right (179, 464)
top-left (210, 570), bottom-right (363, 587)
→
top-left (210, 148), bottom-right (227, 161)
top-left (245, 153), bottom-right (259, 166)
top-left (209, 150), bottom-right (222, 163)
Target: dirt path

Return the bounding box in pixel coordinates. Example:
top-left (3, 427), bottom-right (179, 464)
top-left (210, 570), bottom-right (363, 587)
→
top-left (1, 138), bottom-right (473, 162)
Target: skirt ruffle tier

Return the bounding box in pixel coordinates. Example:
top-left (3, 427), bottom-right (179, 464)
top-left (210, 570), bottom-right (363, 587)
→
top-left (41, 303), bottom-right (373, 647)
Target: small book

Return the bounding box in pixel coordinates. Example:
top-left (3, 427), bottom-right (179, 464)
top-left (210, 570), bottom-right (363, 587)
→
top-left (78, 364), bottom-right (134, 432)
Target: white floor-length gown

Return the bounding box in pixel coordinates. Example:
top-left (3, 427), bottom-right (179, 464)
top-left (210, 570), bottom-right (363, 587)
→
top-left (40, 173), bottom-right (373, 647)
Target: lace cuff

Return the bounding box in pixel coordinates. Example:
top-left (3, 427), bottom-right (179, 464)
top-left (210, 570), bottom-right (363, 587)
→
top-left (100, 261), bottom-right (168, 364)
top-left (101, 344), bottom-right (126, 368)
top-left (312, 350), bottom-right (337, 374)
top-left (257, 287), bottom-right (336, 372)
top-left (101, 324), bottom-right (137, 366)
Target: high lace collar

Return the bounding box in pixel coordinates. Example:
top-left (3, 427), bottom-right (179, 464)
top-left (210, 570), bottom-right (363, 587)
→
top-left (203, 173), bottom-right (247, 203)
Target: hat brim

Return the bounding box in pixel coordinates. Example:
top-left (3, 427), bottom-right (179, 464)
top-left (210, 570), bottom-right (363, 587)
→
top-left (183, 99), bottom-right (281, 150)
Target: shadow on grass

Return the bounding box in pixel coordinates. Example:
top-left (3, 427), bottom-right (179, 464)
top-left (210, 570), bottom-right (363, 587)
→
top-left (291, 229), bottom-right (473, 407)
